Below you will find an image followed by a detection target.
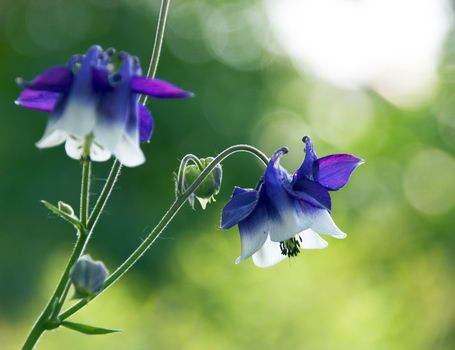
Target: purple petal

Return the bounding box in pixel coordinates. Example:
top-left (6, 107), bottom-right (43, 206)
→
top-left (130, 77), bottom-right (193, 99)
top-left (289, 179), bottom-right (332, 211)
top-left (92, 66), bottom-right (111, 91)
top-left (50, 46), bottom-right (104, 138)
top-left (221, 187), bottom-right (259, 230)
top-left (293, 136), bottom-right (318, 182)
top-left (96, 54), bottom-right (133, 135)
top-left (264, 148), bottom-right (312, 242)
top-left (316, 154), bottom-right (363, 191)
top-left (23, 65), bottom-right (73, 93)
top-left (139, 105), bottom-right (154, 143)
top-left (15, 89), bottom-right (60, 112)
top-left (236, 200), bottom-right (269, 263)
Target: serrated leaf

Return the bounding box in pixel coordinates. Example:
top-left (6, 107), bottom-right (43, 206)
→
top-left (41, 200), bottom-right (84, 232)
top-left (61, 321), bottom-right (120, 335)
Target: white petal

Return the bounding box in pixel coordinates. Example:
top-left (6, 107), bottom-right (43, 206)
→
top-left (236, 204), bottom-right (269, 264)
top-left (90, 142), bottom-right (112, 162)
top-left (35, 126), bottom-right (68, 148)
top-left (54, 100), bottom-right (97, 138)
top-left (309, 209), bottom-right (347, 239)
top-left (64, 137), bottom-right (84, 160)
top-left (112, 134), bottom-right (145, 167)
top-left (252, 236), bottom-right (287, 268)
top-left (65, 137), bottom-right (112, 162)
top-left (298, 229), bottom-right (328, 249)
top-left (93, 121), bottom-right (125, 156)
top-left (268, 201), bottom-right (312, 242)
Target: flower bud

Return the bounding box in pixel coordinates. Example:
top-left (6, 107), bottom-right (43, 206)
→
top-left (70, 255), bottom-right (109, 299)
top-left (183, 157), bottom-right (222, 209)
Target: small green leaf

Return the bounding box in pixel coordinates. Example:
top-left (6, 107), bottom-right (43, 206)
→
top-left (41, 200), bottom-right (84, 232)
top-left (61, 321), bottom-right (120, 335)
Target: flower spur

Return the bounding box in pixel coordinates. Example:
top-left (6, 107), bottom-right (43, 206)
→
top-left (16, 45), bottom-right (192, 167)
top-left (221, 136), bottom-right (363, 267)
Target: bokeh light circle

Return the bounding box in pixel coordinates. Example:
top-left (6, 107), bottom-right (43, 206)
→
top-left (404, 148), bottom-right (455, 215)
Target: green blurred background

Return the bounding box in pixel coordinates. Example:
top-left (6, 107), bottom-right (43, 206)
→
top-left (1, 0), bottom-right (455, 349)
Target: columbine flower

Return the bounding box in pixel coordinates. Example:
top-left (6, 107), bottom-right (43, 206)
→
top-left (70, 255), bottom-right (108, 299)
top-left (221, 136), bottom-right (363, 268)
top-left (15, 45), bottom-right (192, 167)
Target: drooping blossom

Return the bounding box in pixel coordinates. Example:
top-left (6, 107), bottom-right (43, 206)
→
top-left (221, 136), bottom-right (363, 267)
top-left (16, 45), bottom-right (192, 167)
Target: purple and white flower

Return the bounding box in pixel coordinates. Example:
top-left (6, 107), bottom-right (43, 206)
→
top-left (221, 136), bottom-right (363, 268)
top-left (16, 45), bottom-right (192, 167)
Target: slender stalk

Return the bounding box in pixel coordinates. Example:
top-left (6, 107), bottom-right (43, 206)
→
top-left (176, 154), bottom-right (204, 195)
top-left (59, 144), bottom-right (269, 320)
top-left (80, 159), bottom-right (91, 227)
top-left (23, 1), bottom-right (173, 347)
top-left (22, 160), bottom-right (91, 350)
top-left (87, 160), bottom-right (121, 231)
top-left (141, 0), bottom-right (171, 105)
top-left (87, 0), bottom-right (171, 231)
top-left (55, 159), bottom-right (92, 309)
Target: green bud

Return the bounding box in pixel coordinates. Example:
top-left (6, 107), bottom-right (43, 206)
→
top-left (58, 201), bottom-right (75, 217)
top-left (183, 157), bottom-right (222, 209)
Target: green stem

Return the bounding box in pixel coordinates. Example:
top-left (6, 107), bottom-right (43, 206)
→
top-left (22, 160), bottom-right (92, 350)
top-left (23, 0), bottom-right (173, 347)
top-left (87, 0), bottom-right (171, 230)
top-left (176, 154), bottom-right (204, 195)
top-left (80, 159), bottom-right (91, 227)
top-left (141, 0), bottom-right (171, 105)
top-left (22, 237), bottom-right (87, 350)
top-left (59, 144), bottom-right (269, 321)
top-left (87, 159), bottom-right (121, 231)
top-left (56, 159), bottom-right (91, 309)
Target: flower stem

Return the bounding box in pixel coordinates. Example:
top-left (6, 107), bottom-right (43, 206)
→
top-left (87, 159), bottom-right (121, 231)
top-left (142, 0), bottom-right (171, 105)
top-left (22, 1), bottom-right (173, 348)
top-left (87, 0), bottom-right (172, 230)
top-left (22, 160), bottom-right (91, 350)
top-left (176, 154), bottom-right (205, 195)
top-left (59, 144), bottom-right (269, 321)
top-left (80, 159), bottom-right (91, 228)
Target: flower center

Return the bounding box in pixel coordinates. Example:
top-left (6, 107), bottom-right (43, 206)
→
top-left (279, 236), bottom-right (302, 258)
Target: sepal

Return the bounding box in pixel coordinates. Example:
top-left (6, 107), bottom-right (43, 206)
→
top-left (41, 200), bottom-right (83, 232)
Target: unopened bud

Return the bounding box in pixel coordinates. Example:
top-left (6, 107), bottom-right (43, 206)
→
top-left (70, 255), bottom-right (108, 299)
top-left (183, 157), bottom-right (222, 209)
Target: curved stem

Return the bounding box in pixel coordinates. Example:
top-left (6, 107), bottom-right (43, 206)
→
top-left (176, 154), bottom-right (204, 195)
top-left (59, 144), bottom-right (269, 321)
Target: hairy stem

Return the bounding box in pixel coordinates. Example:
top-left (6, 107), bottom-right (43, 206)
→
top-left (23, 1), bottom-right (174, 347)
top-left (176, 154), bottom-right (204, 195)
top-left (141, 0), bottom-right (171, 105)
top-left (22, 160), bottom-right (91, 350)
top-left (59, 144), bottom-right (269, 320)
top-left (80, 159), bottom-right (91, 228)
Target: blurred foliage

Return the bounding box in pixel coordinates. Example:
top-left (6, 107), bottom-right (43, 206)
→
top-left (1, 0), bottom-right (455, 349)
